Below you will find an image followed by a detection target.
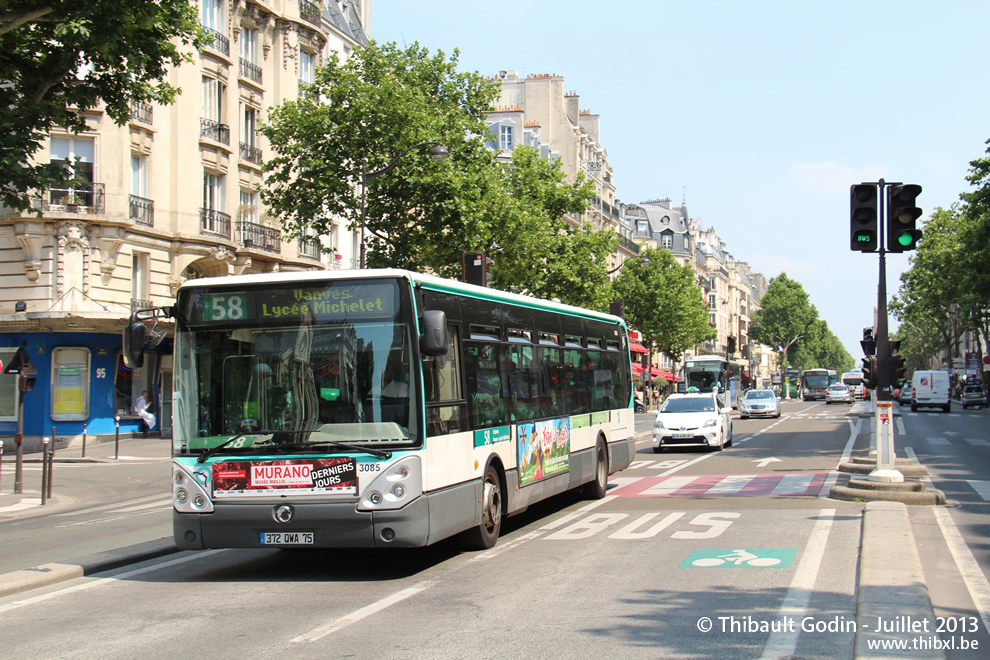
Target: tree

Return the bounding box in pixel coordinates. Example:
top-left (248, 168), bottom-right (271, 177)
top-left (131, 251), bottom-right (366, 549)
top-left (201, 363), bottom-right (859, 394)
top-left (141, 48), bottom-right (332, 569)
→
top-left (262, 41), bottom-right (613, 301)
top-left (749, 274), bottom-right (818, 369)
top-left (610, 246), bottom-right (715, 365)
top-left (0, 1), bottom-right (207, 212)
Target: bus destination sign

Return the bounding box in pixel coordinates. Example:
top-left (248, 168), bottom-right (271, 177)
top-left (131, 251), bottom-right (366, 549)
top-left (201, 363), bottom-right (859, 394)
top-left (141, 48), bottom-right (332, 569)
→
top-left (193, 281), bottom-right (398, 324)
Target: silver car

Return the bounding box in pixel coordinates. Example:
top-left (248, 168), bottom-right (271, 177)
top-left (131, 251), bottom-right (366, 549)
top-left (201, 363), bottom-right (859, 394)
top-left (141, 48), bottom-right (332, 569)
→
top-left (825, 384), bottom-right (854, 404)
top-left (739, 389), bottom-right (780, 419)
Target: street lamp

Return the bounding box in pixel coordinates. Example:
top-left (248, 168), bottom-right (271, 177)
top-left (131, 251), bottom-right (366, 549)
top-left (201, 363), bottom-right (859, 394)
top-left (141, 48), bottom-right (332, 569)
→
top-left (606, 256), bottom-right (650, 275)
top-left (359, 141), bottom-right (449, 269)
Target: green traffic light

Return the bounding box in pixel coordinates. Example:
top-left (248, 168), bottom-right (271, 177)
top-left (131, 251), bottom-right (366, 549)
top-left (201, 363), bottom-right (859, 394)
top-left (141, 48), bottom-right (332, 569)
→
top-left (856, 233), bottom-right (872, 243)
top-left (898, 233), bottom-right (913, 246)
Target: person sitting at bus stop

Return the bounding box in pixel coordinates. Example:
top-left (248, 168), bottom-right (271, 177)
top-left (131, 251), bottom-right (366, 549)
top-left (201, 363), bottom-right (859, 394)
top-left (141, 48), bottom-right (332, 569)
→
top-left (134, 390), bottom-right (156, 432)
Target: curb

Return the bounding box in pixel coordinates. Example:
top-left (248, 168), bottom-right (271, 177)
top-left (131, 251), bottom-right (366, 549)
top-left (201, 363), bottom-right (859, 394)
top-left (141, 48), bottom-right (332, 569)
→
top-left (854, 501), bottom-right (944, 659)
top-left (0, 537), bottom-right (180, 599)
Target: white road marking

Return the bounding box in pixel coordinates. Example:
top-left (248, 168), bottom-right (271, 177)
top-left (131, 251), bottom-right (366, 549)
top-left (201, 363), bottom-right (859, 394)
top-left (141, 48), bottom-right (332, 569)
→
top-left (705, 475), bottom-right (756, 495)
top-left (966, 438), bottom-right (990, 447)
top-left (641, 476), bottom-right (698, 496)
top-left (896, 416), bottom-right (906, 436)
top-left (658, 453), bottom-right (714, 477)
top-left (54, 493), bottom-right (168, 517)
top-left (966, 481), bottom-right (990, 501)
top-left (760, 509), bottom-right (836, 659)
top-left (772, 474), bottom-right (815, 495)
top-left (291, 581), bottom-right (436, 642)
top-left (819, 419), bottom-right (859, 497)
top-left (926, 437), bottom-right (950, 445)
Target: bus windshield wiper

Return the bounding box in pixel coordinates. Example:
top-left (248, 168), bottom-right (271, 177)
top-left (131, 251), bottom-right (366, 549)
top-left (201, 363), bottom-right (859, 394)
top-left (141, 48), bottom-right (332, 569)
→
top-left (273, 441), bottom-right (392, 460)
top-left (197, 431), bottom-right (252, 463)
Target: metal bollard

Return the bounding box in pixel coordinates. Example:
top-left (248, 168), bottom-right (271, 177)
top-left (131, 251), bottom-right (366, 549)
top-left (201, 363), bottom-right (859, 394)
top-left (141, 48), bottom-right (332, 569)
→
top-left (114, 416), bottom-right (120, 460)
top-left (41, 437), bottom-right (49, 505)
top-left (47, 440), bottom-right (54, 500)
top-left (82, 422), bottom-right (87, 458)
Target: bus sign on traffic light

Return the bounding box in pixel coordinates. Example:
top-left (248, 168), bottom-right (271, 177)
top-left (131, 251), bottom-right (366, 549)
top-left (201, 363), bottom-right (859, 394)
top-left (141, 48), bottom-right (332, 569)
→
top-left (850, 184), bottom-right (878, 252)
top-left (886, 184), bottom-right (922, 252)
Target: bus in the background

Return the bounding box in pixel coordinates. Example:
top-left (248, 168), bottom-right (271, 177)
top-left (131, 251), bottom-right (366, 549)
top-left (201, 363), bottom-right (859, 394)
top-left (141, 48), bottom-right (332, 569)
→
top-left (802, 368), bottom-right (832, 401)
top-left (684, 354), bottom-right (742, 408)
top-left (841, 369), bottom-right (866, 400)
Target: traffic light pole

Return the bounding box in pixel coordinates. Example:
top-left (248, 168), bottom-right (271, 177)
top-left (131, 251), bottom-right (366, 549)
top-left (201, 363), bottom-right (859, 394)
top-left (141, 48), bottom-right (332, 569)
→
top-left (871, 178), bottom-right (902, 482)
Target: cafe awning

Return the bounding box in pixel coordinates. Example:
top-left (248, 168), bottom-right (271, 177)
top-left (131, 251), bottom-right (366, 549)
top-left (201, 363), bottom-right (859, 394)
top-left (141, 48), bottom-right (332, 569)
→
top-left (629, 342), bottom-right (649, 354)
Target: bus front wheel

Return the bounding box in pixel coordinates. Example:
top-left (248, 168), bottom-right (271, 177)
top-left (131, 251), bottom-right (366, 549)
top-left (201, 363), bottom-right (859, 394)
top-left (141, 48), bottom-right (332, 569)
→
top-left (581, 440), bottom-right (609, 499)
top-left (463, 463), bottom-right (503, 550)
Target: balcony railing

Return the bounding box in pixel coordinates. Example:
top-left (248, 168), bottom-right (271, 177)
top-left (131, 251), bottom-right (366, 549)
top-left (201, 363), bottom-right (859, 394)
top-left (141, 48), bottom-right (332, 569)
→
top-left (239, 58), bottom-right (262, 84)
top-left (47, 182), bottom-right (105, 214)
top-left (200, 208), bottom-right (231, 239)
top-left (200, 118), bottom-right (230, 145)
top-left (617, 235), bottom-right (640, 255)
top-left (130, 101), bottom-right (153, 124)
top-left (237, 220), bottom-right (281, 253)
top-left (203, 26), bottom-right (229, 56)
top-left (239, 141), bottom-right (262, 164)
top-left (129, 194), bottom-right (154, 226)
top-left (299, 0), bottom-right (320, 26)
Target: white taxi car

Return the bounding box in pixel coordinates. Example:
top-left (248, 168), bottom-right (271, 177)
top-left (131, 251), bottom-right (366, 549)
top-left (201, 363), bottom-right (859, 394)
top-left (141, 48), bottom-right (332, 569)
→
top-left (652, 392), bottom-right (732, 453)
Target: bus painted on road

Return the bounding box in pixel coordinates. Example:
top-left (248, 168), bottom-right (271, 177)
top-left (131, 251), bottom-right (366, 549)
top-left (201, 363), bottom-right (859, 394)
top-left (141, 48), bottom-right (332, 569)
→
top-left (684, 354), bottom-right (742, 407)
top-left (127, 269), bottom-right (634, 551)
top-left (802, 368), bottom-right (832, 401)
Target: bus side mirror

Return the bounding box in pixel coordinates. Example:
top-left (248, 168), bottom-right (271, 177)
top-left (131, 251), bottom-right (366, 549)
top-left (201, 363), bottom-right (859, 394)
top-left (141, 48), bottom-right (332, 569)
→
top-left (420, 310), bottom-right (448, 356)
top-left (122, 316), bottom-right (147, 368)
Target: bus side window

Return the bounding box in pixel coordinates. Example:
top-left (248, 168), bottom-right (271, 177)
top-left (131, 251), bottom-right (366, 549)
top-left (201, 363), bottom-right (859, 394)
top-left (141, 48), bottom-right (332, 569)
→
top-left (424, 325), bottom-right (468, 436)
top-left (465, 341), bottom-right (507, 428)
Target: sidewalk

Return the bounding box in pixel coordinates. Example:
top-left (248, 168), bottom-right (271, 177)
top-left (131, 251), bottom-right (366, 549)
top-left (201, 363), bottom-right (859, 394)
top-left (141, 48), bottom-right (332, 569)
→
top-left (0, 435), bottom-right (171, 519)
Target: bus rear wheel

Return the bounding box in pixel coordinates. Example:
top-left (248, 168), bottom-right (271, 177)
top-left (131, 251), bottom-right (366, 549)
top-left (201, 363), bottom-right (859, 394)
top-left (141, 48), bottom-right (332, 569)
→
top-left (463, 463), bottom-right (502, 550)
top-left (581, 441), bottom-right (609, 499)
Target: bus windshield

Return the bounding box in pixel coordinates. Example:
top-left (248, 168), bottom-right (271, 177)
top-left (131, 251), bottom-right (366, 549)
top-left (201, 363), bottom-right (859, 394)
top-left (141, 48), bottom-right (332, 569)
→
top-left (803, 373), bottom-right (830, 390)
top-left (172, 278), bottom-right (419, 454)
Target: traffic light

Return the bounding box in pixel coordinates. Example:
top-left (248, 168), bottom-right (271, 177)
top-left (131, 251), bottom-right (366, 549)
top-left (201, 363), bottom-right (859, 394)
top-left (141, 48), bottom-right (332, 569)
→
top-left (727, 336), bottom-right (736, 354)
top-left (850, 184), bottom-right (878, 252)
top-left (886, 184), bottom-right (922, 252)
top-left (889, 339), bottom-right (907, 386)
top-left (861, 355), bottom-right (878, 389)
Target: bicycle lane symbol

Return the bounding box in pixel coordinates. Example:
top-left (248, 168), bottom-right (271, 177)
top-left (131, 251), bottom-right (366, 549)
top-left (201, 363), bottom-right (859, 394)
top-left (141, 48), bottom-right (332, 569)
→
top-left (680, 548), bottom-right (797, 568)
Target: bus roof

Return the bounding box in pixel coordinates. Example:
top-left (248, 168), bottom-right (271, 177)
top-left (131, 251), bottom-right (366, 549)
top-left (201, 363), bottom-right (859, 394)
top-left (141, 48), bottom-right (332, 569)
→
top-left (176, 268), bottom-right (625, 326)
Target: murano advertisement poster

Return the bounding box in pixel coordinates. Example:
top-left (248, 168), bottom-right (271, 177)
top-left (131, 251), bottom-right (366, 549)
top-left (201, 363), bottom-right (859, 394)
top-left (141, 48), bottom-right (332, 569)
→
top-left (212, 458), bottom-right (357, 498)
top-left (517, 418), bottom-right (570, 485)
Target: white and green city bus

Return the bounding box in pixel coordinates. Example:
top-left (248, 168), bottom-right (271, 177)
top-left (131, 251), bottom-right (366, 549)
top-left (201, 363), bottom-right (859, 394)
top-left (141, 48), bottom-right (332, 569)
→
top-left (684, 354), bottom-right (742, 407)
top-left (126, 269), bottom-right (634, 550)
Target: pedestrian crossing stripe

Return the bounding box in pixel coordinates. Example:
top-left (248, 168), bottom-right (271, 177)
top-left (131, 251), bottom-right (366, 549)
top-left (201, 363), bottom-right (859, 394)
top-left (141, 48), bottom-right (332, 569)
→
top-left (610, 472), bottom-right (829, 498)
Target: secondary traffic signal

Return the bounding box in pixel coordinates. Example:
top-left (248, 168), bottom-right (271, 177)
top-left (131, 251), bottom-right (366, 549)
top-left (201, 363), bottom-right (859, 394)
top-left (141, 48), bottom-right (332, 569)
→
top-left (886, 184), bottom-right (923, 252)
top-left (861, 355), bottom-right (878, 389)
top-left (889, 339), bottom-right (907, 386)
top-left (850, 184), bottom-right (878, 252)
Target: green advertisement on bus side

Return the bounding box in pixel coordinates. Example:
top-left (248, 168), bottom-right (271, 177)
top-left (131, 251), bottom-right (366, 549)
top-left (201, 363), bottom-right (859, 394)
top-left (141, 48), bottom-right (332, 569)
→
top-left (517, 418), bottom-right (570, 485)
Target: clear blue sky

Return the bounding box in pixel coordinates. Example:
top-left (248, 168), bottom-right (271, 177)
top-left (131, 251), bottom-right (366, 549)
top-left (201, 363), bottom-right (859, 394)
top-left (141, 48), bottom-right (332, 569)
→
top-left (371, 0), bottom-right (990, 360)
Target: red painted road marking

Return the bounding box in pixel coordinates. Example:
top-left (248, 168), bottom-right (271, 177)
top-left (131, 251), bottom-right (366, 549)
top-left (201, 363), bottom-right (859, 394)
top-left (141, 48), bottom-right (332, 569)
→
top-left (610, 472), bottom-right (830, 498)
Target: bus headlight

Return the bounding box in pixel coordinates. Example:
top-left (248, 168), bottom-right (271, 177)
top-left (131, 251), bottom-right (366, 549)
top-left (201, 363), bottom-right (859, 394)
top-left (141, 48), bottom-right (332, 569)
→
top-left (173, 462), bottom-right (214, 513)
top-left (358, 456), bottom-right (422, 511)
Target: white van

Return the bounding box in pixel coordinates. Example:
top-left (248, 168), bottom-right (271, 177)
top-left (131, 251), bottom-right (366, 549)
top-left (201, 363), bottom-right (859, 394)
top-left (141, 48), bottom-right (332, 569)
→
top-left (911, 370), bottom-right (951, 412)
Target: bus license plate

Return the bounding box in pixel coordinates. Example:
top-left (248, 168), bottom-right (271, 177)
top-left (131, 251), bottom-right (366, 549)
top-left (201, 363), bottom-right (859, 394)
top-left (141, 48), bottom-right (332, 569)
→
top-left (261, 532), bottom-right (314, 545)
top-left (672, 432), bottom-right (693, 439)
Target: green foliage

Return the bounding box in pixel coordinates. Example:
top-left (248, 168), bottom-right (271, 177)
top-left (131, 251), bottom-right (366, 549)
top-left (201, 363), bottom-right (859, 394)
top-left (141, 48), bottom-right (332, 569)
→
top-left (749, 274), bottom-right (816, 368)
top-left (0, 1), bottom-right (207, 212)
top-left (262, 41), bottom-right (612, 303)
top-left (610, 247), bottom-right (715, 363)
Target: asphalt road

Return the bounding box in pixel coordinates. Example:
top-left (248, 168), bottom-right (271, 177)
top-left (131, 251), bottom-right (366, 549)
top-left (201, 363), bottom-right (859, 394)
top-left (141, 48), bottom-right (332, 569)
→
top-left (2, 399), bottom-right (989, 658)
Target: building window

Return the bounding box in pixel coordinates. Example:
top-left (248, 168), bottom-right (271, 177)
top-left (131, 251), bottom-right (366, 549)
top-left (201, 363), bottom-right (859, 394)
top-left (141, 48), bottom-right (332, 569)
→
top-left (240, 27), bottom-right (258, 64)
top-left (0, 348), bottom-right (19, 422)
top-left (499, 124), bottom-right (513, 150)
top-left (708, 294), bottom-right (716, 310)
top-left (300, 50), bottom-right (315, 84)
top-left (131, 251), bottom-right (149, 303)
top-left (51, 347), bottom-right (91, 421)
top-left (203, 171), bottom-right (226, 212)
top-left (239, 190), bottom-right (259, 224)
top-left (202, 0), bottom-right (225, 30)
top-left (661, 234), bottom-right (673, 249)
top-left (202, 76), bottom-right (225, 124)
top-left (131, 154), bottom-right (149, 198)
top-left (50, 136), bottom-right (95, 205)
top-left (241, 105), bottom-right (257, 147)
